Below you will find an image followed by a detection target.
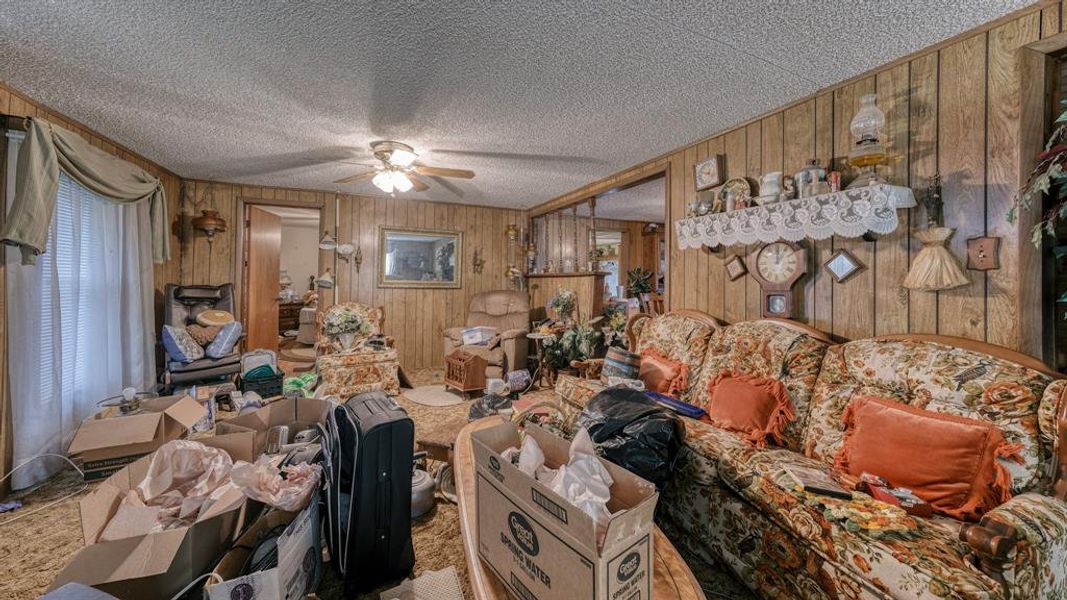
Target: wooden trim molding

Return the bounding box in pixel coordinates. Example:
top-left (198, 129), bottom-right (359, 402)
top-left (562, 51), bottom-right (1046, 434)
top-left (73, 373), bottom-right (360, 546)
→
top-left (874, 333), bottom-right (1064, 379)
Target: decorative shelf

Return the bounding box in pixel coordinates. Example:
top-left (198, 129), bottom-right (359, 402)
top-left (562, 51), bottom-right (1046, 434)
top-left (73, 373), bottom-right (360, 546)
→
top-left (674, 183), bottom-right (916, 249)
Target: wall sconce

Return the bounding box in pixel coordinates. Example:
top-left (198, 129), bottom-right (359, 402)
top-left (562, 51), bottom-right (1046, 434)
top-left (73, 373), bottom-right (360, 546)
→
top-left (352, 247), bottom-right (363, 272)
top-left (472, 249), bottom-right (485, 274)
top-left (505, 224), bottom-right (519, 241)
top-left (318, 231), bottom-right (337, 250)
top-left (192, 209), bottom-right (227, 242)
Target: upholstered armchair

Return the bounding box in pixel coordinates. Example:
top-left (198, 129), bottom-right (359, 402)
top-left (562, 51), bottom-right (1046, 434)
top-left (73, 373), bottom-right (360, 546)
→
top-left (444, 290), bottom-right (530, 379)
top-left (315, 302), bottom-right (401, 397)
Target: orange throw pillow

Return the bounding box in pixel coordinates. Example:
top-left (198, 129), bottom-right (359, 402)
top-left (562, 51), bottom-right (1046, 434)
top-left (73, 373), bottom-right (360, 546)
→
top-left (703, 371), bottom-right (794, 448)
top-left (639, 350), bottom-right (689, 397)
top-left (834, 396), bottom-right (1023, 522)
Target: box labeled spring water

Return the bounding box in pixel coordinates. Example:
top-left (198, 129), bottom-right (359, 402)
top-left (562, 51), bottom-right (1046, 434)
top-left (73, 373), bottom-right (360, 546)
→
top-left (471, 422), bottom-right (658, 600)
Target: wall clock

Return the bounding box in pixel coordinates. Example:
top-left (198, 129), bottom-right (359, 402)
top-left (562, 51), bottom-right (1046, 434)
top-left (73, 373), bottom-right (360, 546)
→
top-left (695, 155), bottom-right (723, 191)
top-left (748, 241), bottom-right (807, 318)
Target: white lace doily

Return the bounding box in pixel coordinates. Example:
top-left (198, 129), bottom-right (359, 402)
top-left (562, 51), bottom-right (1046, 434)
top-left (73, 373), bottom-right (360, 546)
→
top-left (675, 183), bottom-right (916, 249)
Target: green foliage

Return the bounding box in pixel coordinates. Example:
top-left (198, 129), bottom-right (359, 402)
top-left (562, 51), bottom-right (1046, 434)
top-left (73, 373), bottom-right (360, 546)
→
top-left (602, 303), bottom-right (629, 348)
top-left (543, 321), bottom-right (602, 369)
top-left (626, 267), bottom-right (654, 296)
top-left (1012, 99), bottom-right (1067, 246)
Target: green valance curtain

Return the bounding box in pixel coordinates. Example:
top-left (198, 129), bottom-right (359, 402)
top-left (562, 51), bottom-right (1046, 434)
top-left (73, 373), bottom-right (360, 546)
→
top-left (1, 117), bottom-right (169, 264)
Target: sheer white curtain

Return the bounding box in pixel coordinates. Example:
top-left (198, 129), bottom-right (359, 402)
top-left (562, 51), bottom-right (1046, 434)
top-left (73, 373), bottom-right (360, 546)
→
top-left (6, 134), bottom-right (155, 489)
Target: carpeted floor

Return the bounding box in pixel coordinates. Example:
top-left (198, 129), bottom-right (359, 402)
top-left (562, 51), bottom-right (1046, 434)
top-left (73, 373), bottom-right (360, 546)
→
top-left (0, 368), bottom-right (752, 600)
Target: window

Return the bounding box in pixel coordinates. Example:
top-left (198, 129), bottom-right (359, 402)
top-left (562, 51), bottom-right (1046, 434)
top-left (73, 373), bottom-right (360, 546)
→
top-left (7, 151), bottom-right (156, 489)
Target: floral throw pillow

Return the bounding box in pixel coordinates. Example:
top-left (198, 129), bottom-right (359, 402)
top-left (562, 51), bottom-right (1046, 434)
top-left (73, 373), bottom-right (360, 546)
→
top-left (162, 325), bottom-right (204, 364)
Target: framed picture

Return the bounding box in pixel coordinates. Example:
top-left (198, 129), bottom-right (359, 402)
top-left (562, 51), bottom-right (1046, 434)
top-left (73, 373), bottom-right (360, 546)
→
top-left (378, 227), bottom-right (463, 288)
top-left (695, 155), bottom-right (723, 191)
top-left (725, 254), bottom-right (748, 281)
top-left (823, 248), bottom-right (865, 283)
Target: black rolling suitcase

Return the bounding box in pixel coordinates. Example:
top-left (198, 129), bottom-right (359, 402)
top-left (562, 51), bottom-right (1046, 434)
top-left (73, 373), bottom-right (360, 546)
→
top-left (320, 391), bottom-right (415, 594)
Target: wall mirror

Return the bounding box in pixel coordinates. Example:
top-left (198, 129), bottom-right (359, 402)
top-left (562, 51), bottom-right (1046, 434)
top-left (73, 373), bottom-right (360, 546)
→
top-left (378, 227), bottom-right (462, 288)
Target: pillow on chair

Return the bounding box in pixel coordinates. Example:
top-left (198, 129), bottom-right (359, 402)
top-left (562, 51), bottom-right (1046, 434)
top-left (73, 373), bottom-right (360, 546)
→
top-left (186, 324), bottom-right (220, 346)
top-left (162, 325), bottom-right (204, 364)
top-left (206, 321), bottom-right (243, 358)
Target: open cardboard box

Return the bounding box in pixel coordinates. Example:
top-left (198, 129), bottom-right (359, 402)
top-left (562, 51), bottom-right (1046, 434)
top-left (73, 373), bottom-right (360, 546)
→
top-left (67, 394), bottom-right (207, 472)
top-left (51, 432), bottom-right (257, 599)
top-left (205, 493), bottom-right (322, 599)
top-left (215, 396), bottom-right (335, 456)
top-left (472, 422), bottom-right (659, 600)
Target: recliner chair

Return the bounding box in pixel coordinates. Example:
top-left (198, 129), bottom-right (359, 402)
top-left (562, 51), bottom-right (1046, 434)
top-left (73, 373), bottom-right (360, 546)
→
top-left (444, 290), bottom-right (530, 379)
top-left (162, 283), bottom-right (242, 386)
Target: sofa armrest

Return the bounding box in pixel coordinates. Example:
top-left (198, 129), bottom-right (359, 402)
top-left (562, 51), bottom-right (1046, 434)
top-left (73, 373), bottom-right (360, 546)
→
top-left (960, 493), bottom-right (1067, 589)
top-left (571, 358), bottom-right (604, 380)
top-left (625, 313), bottom-right (653, 351)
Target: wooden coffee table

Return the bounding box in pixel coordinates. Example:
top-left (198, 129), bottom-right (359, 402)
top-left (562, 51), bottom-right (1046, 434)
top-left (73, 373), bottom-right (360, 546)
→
top-left (454, 416), bottom-right (706, 600)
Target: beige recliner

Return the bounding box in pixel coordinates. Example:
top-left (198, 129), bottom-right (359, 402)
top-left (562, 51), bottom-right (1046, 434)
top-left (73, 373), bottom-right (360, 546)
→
top-left (444, 290), bottom-right (530, 379)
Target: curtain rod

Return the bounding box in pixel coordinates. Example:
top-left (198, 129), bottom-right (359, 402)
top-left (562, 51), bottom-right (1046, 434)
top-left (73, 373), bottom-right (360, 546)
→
top-left (1, 114), bottom-right (30, 131)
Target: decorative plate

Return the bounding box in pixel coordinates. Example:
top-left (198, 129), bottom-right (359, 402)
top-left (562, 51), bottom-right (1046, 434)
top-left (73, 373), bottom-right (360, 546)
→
top-left (719, 177), bottom-right (753, 210)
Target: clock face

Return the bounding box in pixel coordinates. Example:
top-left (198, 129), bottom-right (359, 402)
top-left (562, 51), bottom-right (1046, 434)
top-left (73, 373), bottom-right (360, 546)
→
top-left (756, 242), bottom-right (800, 284)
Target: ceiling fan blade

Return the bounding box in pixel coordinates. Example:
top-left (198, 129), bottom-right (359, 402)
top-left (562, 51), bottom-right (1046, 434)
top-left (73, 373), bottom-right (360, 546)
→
top-left (412, 165), bottom-right (474, 179)
top-left (408, 174), bottom-right (431, 192)
top-left (333, 171), bottom-right (377, 184)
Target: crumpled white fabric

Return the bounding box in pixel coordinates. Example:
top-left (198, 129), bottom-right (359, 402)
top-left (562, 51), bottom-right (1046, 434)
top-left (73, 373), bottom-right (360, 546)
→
top-left (511, 428), bottom-right (615, 543)
top-left (99, 440), bottom-right (235, 541)
top-left (230, 456), bottom-right (322, 511)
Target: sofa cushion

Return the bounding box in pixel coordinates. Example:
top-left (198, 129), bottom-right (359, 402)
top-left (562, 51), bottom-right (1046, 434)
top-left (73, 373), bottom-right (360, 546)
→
top-left (804, 339), bottom-right (1054, 494)
top-left (631, 313), bottom-right (718, 405)
top-left (836, 395), bottom-right (1023, 521)
top-left (705, 371), bottom-right (794, 448)
top-left (692, 320), bottom-right (830, 452)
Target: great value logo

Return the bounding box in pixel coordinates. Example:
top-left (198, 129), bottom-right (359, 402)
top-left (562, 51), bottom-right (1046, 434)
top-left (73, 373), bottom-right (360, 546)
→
top-left (508, 511), bottom-right (539, 556)
top-left (617, 551), bottom-right (641, 582)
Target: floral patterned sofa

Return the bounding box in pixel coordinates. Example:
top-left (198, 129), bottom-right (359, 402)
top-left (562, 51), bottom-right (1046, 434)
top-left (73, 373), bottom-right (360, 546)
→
top-left (554, 312), bottom-right (1067, 600)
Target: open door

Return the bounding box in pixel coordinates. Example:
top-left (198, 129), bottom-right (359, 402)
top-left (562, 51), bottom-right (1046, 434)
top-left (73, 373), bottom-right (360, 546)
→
top-left (245, 206), bottom-right (281, 353)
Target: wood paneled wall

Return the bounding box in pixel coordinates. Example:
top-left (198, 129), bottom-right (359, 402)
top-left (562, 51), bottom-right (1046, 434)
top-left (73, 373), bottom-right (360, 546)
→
top-left (175, 181), bottom-right (525, 371)
top-left (531, 2), bottom-right (1063, 358)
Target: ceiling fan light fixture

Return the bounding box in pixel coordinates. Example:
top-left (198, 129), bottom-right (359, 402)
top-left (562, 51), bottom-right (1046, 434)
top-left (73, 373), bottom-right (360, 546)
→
top-left (372, 170), bottom-right (395, 193)
top-left (388, 148), bottom-right (418, 168)
top-left (391, 171), bottom-right (413, 192)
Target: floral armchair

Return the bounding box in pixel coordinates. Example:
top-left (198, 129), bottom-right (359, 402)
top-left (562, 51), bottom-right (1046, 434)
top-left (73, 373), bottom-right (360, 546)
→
top-left (315, 302), bottom-right (400, 397)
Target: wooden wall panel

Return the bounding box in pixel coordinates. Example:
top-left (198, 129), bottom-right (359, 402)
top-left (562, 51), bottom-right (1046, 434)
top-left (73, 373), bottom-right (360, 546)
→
top-left (937, 33), bottom-right (987, 341)
top-left (175, 180), bottom-right (524, 371)
top-left (529, 2), bottom-right (1055, 357)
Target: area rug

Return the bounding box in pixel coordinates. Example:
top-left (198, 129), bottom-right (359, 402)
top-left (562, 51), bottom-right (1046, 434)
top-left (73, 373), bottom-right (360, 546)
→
top-left (278, 339), bottom-right (316, 364)
top-left (404, 384), bottom-right (467, 407)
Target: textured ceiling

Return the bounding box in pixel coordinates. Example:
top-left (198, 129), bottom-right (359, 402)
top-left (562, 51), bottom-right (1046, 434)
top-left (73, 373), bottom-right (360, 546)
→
top-left (0, 1), bottom-right (1030, 210)
top-left (574, 177), bottom-right (666, 223)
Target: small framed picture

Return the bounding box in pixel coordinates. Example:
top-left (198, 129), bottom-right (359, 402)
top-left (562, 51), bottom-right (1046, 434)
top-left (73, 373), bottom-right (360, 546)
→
top-left (695, 155), bottom-right (723, 191)
top-left (823, 249), bottom-right (865, 283)
top-left (725, 254), bottom-right (748, 281)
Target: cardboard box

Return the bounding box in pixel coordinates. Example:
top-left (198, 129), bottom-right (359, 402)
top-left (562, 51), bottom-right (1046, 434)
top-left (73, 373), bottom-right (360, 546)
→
top-left (51, 433), bottom-right (257, 600)
top-left (216, 396), bottom-right (334, 456)
top-left (472, 422), bottom-right (659, 600)
top-left (67, 394), bottom-right (207, 465)
top-left (206, 494), bottom-right (322, 599)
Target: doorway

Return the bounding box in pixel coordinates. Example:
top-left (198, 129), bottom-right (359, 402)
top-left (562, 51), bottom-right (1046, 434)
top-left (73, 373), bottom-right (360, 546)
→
top-left (242, 205), bottom-right (321, 357)
top-left (586, 176), bottom-right (667, 305)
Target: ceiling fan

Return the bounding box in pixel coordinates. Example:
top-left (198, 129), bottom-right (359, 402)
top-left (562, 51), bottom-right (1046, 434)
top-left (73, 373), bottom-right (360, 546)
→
top-left (333, 140), bottom-right (474, 194)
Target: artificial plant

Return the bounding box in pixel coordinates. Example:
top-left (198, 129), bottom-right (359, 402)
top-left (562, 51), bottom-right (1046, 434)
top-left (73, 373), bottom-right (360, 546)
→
top-left (626, 267), bottom-right (654, 296)
top-left (542, 320), bottom-right (602, 370)
top-left (1009, 99), bottom-right (1067, 245)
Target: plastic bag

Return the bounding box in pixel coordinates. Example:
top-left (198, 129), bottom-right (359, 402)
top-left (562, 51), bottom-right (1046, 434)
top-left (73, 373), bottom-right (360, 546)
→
top-left (545, 428), bottom-right (614, 534)
top-left (577, 387), bottom-right (684, 489)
